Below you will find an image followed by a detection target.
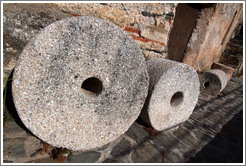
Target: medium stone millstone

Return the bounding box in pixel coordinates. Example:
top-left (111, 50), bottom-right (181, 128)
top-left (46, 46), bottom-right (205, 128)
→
top-left (12, 16), bottom-right (149, 151)
top-left (198, 69), bottom-right (228, 96)
top-left (140, 58), bottom-right (200, 131)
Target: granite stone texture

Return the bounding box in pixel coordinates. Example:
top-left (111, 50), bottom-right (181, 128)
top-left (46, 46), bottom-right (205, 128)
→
top-left (12, 16), bottom-right (149, 151)
top-left (140, 58), bottom-right (200, 131)
top-left (3, 3), bottom-right (243, 163)
top-left (55, 3), bottom-right (176, 58)
top-left (198, 69), bottom-right (228, 97)
top-left (3, 3), bottom-right (175, 86)
top-left (3, 76), bottom-right (243, 163)
top-left (3, 3), bottom-right (71, 87)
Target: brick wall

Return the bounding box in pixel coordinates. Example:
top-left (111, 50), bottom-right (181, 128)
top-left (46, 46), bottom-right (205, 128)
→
top-left (3, 3), bottom-right (243, 84)
top-left (56, 3), bottom-right (177, 59)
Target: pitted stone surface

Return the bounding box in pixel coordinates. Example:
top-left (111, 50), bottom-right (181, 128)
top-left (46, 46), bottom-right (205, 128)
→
top-left (140, 58), bottom-right (200, 131)
top-left (12, 16), bottom-right (149, 151)
top-left (198, 69), bottom-right (228, 96)
top-left (4, 77), bottom-right (243, 163)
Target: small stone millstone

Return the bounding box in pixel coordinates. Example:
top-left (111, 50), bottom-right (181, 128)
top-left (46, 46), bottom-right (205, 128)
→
top-left (140, 58), bottom-right (200, 131)
top-left (198, 69), bottom-right (228, 96)
top-left (12, 16), bottom-right (149, 151)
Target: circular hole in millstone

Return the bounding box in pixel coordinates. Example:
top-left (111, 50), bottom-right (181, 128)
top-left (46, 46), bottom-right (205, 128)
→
top-left (81, 77), bottom-right (103, 96)
top-left (203, 81), bottom-right (210, 88)
top-left (170, 91), bottom-right (184, 107)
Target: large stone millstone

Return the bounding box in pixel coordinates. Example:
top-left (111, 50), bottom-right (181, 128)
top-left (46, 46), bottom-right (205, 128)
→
top-left (12, 16), bottom-right (149, 151)
top-left (198, 69), bottom-right (228, 96)
top-left (140, 58), bottom-right (200, 131)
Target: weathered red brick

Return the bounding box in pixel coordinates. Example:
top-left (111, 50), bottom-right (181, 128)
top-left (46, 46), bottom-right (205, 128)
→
top-left (124, 27), bottom-right (140, 34)
top-left (131, 35), bottom-right (165, 46)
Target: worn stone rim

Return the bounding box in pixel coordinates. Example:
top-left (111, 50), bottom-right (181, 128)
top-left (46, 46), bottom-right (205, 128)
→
top-left (199, 69), bottom-right (227, 96)
top-left (12, 16), bottom-right (149, 150)
top-left (147, 59), bottom-right (200, 131)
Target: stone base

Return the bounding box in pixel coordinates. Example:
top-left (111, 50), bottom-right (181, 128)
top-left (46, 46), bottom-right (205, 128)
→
top-left (3, 76), bottom-right (243, 163)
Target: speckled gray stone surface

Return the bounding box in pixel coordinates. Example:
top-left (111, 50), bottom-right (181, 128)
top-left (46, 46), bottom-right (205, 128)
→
top-left (140, 58), bottom-right (200, 131)
top-left (198, 69), bottom-right (228, 96)
top-left (12, 16), bottom-right (149, 151)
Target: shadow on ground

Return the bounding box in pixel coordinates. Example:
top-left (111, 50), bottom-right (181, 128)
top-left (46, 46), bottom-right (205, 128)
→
top-left (4, 69), bottom-right (35, 136)
top-left (188, 110), bottom-right (243, 163)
